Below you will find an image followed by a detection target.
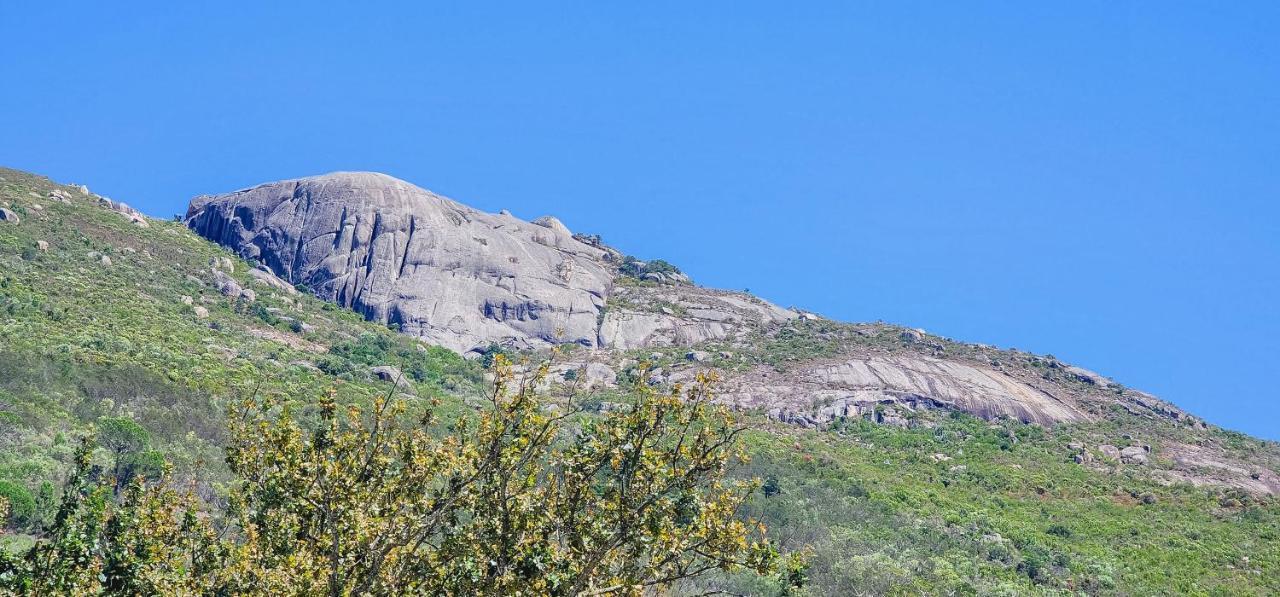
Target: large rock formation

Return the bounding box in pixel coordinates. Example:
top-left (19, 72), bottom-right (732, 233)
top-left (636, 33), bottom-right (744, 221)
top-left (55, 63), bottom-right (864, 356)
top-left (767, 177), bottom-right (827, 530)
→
top-left (186, 172), bottom-right (613, 353)
top-left (599, 285), bottom-right (797, 349)
top-left (718, 355), bottom-right (1089, 426)
top-left (184, 170), bottom-right (1189, 431)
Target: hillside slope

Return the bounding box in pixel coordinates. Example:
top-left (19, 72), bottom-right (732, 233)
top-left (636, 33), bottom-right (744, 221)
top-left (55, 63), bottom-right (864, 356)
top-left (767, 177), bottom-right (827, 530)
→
top-left (2, 166), bottom-right (1279, 594)
top-left (189, 171), bottom-right (1278, 496)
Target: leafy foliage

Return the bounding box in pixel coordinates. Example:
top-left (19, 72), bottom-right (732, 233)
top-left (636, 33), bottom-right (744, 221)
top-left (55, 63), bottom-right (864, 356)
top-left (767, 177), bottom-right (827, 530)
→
top-left (0, 356), bottom-right (794, 595)
top-left (2, 167), bottom-right (1279, 594)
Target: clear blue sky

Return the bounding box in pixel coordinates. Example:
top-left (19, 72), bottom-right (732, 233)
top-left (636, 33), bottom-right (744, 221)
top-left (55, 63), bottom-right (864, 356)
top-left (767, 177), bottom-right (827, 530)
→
top-left (2, 2), bottom-right (1277, 439)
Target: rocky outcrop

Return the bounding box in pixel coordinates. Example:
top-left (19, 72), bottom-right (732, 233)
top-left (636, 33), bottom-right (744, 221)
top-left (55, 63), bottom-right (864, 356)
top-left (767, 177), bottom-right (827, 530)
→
top-left (248, 265), bottom-right (298, 295)
top-left (183, 170), bottom-right (1180, 431)
top-left (599, 285), bottom-right (796, 349)
top-left (0, 207), bottom-right (19, 224)
top-left (1121, 445), bottom-right (1150, 465)
top-left (719, 354), bottom-right (1089, 426)
top-left (186, 172), bottom-right (614, 353)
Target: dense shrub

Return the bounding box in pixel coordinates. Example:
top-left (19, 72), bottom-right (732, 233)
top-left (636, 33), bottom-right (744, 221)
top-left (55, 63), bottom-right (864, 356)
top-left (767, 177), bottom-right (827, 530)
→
top-left (0, 480), bottom-right (35, 528)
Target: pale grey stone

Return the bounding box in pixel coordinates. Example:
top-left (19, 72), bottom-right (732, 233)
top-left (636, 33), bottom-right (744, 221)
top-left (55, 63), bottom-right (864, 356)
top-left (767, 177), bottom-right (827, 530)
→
top-left (187, 172), bottom-right (612, 353)
top-left (1121, 445), bottom-right (1149, 465)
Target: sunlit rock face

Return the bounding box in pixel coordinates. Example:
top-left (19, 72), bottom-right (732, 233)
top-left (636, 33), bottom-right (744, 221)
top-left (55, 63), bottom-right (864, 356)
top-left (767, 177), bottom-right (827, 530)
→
top-left (718, 355), bottom-right (1090, 427)
top-left (188, 171), bottom-right (1162, 431)
top-left (187, 172), bottom-right (613, 353)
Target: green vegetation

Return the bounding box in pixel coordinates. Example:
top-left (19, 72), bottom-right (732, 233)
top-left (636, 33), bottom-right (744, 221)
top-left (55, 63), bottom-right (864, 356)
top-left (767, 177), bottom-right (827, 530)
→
top-left (617, 255), bottom-right (686, 283)
top-left (0, 167), bottom-right (486, 524)
top-left (1, 167), bottom-right (1278, 595)
top-left (0, 360), bottom-right (795, 595)
top-left (694, 415), bottom-right (1280, 595)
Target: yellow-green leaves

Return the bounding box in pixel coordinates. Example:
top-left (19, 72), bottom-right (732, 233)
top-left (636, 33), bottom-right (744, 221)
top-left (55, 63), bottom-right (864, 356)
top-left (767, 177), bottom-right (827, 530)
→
top-left (1, 352), bottom-right (797, 595)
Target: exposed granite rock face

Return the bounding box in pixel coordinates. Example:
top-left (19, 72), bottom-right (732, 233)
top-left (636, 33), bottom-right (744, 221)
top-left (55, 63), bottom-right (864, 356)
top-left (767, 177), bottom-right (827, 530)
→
top-left (183, 170), bottom-right (1184, 432)
top-left (248, 265), bottom-right (298, 295)
top-left (186, 172), bottom-right (613, 353)
top-left (718, 355), bottom-right (1089, 426)
top-left (599, 285), bottom-right (796, 349)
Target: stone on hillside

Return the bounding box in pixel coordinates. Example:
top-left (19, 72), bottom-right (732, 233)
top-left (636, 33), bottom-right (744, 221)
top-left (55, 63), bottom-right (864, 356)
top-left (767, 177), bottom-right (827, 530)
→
top-left (1120, 445), bottom-right (1149, 465)
top-left (686, 350), bottom-right (709, 362)
top-left (78, 185), bottom-right (90, 195)
top-left (36, 240), bottom-right (49, 251)
top-left (900, 329), bottom-right (926, 343)
top-left (1074, 452), bottom-right (1093, 464)
top-left (371, 365), bottom-right (416, 395)
top-left (0, 207), bottom-right (19, 224)
top-left (239, 288), bottom-right (257, 302)
top-left (212, 269), bottom-right (242, 297)
top-left (371, 365), bottom-right (404, 382)
top-left (186, 172), bottom-right (612, 353)
top-left (719, 354), bottom-right (1090, 427)
top-left (878, 411), bottom-right (910, 428)
top-left (210, 256), bottom-right (234, 272)
top-left (100, 255), bottom-right (112, 266)
top-left (193, 306), bottom-right (209, 318)
top-left (249, 266), bottom-right (298, 294)
top-left (180, 295), bottom-right (194, 305)
top-left (30, 204), bottom-right (42, 211)
top-left (1065, 365), bottom-right (1110, 387)
top-left (531, 215), bottom-right (572, 237)
top-left (1098, 445), bottom-right (1121, 460)
top-left (641, 271), bottom-right (691, 285)
top-left (582, 362), bottom-right (617, 387)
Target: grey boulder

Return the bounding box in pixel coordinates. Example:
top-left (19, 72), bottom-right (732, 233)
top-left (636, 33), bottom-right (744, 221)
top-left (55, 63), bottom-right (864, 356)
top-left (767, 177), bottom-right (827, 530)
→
top-left (187, 172), bottom-right (613, 354)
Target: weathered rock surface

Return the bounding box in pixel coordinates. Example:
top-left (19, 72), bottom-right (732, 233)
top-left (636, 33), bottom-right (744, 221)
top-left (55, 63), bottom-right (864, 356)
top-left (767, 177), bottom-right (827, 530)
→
top-left (599, 285), bottom-right (796, 349)
top-left (720, 355), bottom-right (1088, 426)
top-left (1121, 445), bottom-right (1150, 465)
top-left (370, 365), bottom-right (415, 394)
top-left (187, 172), bottom-right (613, 353)
top-left (184, 171), bottom-right (1189, 433)
top-left (0, 207), bottom-right (19, 223)
top-left (248, 265), bottom-right (298, 294)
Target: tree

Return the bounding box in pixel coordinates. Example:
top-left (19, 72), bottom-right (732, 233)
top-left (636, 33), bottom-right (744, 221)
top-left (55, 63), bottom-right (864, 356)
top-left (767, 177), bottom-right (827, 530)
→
top-left (96, 417), bottom-right (151, 492)
top-left (0, 480), bottom-right (35, 529)
top-left (213, 354), bottom-right (788, 594)
top-left (0, 439), bottom-right (216, 595)
top-left (0, 352), bottom-right (801, 595)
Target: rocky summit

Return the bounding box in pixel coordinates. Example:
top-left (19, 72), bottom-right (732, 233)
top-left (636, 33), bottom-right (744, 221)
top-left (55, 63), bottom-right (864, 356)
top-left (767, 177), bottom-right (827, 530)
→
top-left (186, 171), bottom-right (1197, 434)
top-left (186, 172), bottom-right (614, 353)
top-left (5, 165), bottom-right (1279, 594)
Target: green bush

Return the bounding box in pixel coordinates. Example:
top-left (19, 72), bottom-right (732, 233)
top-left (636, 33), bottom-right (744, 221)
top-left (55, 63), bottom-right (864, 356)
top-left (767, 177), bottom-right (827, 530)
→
top-left (0, 480), bottom-right (35, 528)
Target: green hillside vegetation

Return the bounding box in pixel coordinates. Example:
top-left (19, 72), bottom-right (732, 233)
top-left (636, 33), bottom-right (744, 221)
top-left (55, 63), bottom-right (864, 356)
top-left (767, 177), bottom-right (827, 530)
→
top-left (2, 167), bottom-right (1279, 595)
top-left (0, 168), bottom-right (482, 537)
